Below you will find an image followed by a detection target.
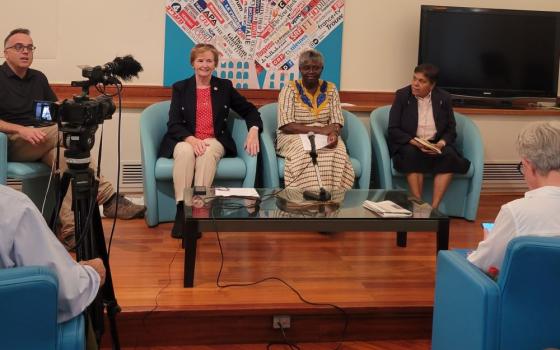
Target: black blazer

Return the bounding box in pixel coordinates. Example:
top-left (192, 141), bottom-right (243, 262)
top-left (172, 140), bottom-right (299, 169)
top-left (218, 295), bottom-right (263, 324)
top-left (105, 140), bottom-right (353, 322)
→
top-left (388, 85), bottom-right (457, 156)
top-left (158, 75), bottom-right (262, 158)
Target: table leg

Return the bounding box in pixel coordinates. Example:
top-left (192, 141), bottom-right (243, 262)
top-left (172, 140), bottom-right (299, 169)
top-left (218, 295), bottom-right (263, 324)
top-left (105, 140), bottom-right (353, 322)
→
top-left (183, 223), bottom-right (199, 288)
top-left (436, 218), bottom-right (450, 252)
top-left (396, 231), bottom-right (407, 247)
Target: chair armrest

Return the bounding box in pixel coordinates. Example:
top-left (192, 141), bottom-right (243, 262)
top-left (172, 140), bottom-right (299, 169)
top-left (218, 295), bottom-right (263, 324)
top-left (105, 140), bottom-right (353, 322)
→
top-left (0, 132), bottom-right (8, 185)
top-left (456, 116), bottom-right (484, 220)
top-left (58, 314), bottom-right (85, 350)
top-left (231, 117), bottom-right (257, 188)
top-left (432, 251), bottom-right (500, 350)
top-left (140, 109), bottom-right (161, 227)
top-left (342, 110), bottom-right (371, 189)
top-left (258, 103), bottom-right (280, 188)
top-left (259, 130), bottom-right (280, 188)
top-left (369, 108), bottom-right (393, 189)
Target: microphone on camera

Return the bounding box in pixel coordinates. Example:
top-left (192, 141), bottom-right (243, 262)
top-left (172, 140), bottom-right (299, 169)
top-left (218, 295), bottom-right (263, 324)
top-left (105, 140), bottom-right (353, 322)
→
top-left (103, 55), bottom-right (143, 81)
top-left (82, 55), bottom-right (143, 83)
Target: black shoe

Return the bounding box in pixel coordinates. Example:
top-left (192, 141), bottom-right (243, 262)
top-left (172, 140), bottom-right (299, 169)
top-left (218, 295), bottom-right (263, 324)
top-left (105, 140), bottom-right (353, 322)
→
top-left (171, 202), bottom-right (184, 239)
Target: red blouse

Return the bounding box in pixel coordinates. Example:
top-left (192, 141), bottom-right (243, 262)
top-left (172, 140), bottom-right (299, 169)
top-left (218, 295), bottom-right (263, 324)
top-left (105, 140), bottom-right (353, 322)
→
top-left (194, 87), bottom-right (214, 139)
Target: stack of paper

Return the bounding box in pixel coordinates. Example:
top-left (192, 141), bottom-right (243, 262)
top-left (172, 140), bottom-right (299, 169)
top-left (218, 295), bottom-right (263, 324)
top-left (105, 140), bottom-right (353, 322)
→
top-left (363, 200), bottom-right (412, 218)
top-left (300, 134), bottom-right (329, 151)
top-left (214, 188), bottom-right (260, 198)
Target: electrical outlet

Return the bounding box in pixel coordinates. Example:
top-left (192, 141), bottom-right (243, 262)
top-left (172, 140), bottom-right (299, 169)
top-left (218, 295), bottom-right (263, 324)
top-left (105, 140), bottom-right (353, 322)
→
top-left (272, 315), bottom-right (291, 329)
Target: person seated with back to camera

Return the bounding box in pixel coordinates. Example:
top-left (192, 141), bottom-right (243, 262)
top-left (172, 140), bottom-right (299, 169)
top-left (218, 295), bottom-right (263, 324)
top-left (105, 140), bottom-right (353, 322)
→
top-left (0, 28), bottom-right (145, 250)
top-left (468, 121), bottom-right (560, 274)
top-left (158, 43), bottom-right (263, 238)
top-left (388, 63), bottom-right (470, 210)
top-left (0, 184), bottom-right (105, 324)
top-left (276, 49), bottom-right (354, 191)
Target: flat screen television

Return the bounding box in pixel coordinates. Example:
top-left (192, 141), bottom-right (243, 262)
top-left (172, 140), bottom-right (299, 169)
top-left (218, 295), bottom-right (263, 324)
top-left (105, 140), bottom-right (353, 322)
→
top-left (418, 5), bottom-right (560, 100)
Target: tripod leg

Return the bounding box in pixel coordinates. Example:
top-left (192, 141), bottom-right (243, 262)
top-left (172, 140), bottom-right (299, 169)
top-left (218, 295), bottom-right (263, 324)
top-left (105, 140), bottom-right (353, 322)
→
top-left (71, 171), bottom-right (121, 349)
top-left (92, 206), bottom-right (121, 349)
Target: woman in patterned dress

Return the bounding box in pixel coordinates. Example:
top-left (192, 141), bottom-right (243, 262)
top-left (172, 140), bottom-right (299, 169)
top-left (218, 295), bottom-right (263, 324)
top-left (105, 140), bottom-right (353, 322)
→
top-left (158, 43), bottom-right (262, 236)
top-left (276, 49), bottom-right (354, 190)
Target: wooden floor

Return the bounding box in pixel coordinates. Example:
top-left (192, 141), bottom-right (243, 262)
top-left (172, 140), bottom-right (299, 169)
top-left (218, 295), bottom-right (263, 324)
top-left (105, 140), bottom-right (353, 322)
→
top-left (98, 193), bottom-right (519, 349)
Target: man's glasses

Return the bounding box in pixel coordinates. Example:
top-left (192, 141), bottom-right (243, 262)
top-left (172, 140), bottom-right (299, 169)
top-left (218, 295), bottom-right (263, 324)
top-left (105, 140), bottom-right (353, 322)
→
top-left (517, 162), bottom-right (524, 175)
top-left (5, 44), bottom-right (36, 52)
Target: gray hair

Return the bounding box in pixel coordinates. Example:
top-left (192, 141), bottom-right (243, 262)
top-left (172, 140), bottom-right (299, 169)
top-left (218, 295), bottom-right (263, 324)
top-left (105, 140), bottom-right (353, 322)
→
top-left (516, 121), bottom-right (560, 175)
top-left (4, 28), bottom-right (30, 47)
top-left (298, 49), bottom-right (324, 67)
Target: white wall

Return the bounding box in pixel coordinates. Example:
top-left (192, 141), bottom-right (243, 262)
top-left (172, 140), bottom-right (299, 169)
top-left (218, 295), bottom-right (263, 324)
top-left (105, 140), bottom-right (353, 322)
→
top-left (3, 0), bottom-right (559, 90)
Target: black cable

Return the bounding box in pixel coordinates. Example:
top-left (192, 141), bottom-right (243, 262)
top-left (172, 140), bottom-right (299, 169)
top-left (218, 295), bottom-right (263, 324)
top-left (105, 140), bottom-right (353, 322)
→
top-left (210, 205), bottom-right (349, 350)
top-left (198, 159), bottom-right (314, 208)
top-left (134, 240), bottom-right (182, 349)
top-left (107, 84), bottom-right (123, 258)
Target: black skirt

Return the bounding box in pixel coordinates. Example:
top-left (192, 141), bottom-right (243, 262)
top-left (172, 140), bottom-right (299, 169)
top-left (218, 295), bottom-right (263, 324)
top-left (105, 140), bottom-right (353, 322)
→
top-left (392, 144), bottom-right (470, 174)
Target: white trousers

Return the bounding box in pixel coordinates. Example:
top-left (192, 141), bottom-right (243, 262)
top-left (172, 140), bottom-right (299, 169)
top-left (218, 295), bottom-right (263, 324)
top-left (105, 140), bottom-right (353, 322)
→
top-left (172, 138), bottom-right (225, 202)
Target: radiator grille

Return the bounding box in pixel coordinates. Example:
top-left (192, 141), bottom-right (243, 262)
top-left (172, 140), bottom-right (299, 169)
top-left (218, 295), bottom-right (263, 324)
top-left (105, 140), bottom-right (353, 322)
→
top-left (6, 179), bottom-right (22, 190)
top-left (483, 162), bottom-right (527, 192)
top-left (119, 162), bottom-right (143, 192)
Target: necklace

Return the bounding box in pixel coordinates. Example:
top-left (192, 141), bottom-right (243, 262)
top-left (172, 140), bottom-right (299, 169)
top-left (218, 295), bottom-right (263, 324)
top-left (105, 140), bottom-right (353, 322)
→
top-left (294, 80), bottom-right (330, 115)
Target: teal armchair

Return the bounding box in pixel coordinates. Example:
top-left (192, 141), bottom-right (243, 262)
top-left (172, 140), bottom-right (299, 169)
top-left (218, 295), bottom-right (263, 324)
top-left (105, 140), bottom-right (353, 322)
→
top-left (0, 131), bottom-right (53, 216)
top-left (140, 101), bottom-right (258, 227)
top-left (259, 102), bottom-right (371, 189)
top-left (0, 266), bottom-right (85, 350)
top-left (370, 105), bottom-right (483, 220)
top-left (432, 236), bottom-right (560, 350)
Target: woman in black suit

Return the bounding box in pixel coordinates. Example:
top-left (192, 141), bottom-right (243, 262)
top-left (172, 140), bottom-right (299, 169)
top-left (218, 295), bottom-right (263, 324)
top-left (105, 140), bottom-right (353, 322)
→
top-left (158, 43), bottom-right (262, 235)
top-left (388, 63), bottom-right (470, 209)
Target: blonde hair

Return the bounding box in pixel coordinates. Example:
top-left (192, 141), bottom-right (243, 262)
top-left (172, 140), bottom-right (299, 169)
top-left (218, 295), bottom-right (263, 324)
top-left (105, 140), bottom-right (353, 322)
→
top-left (190, 43), bottom-right (219, 65)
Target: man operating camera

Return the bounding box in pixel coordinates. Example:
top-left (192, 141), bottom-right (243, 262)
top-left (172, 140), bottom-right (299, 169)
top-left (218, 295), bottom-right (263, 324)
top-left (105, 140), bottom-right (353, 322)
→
top-left (0, 28), bottom-right (145, 249)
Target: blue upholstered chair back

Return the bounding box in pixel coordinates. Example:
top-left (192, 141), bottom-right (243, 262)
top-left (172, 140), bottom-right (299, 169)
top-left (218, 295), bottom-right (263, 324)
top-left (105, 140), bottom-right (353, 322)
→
top-left (497, 236), bottom-right (560, 349)
top-left (432, 236), bottom-right (560, 350)
top-left (370, 105), bottom-right (484, 220)
top-left (259, 102), bottom-right (371, 189)
top-left (140, 100), bottom-right (257, 226)
top-left (0, 132), bottom-right (54, 218)
top-left (0, 266), bottom-right (85, 350)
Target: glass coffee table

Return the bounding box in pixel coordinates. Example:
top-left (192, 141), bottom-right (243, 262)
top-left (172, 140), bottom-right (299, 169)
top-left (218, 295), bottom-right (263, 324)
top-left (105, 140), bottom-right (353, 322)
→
top-left (181, 188), bottom-right (449, 287)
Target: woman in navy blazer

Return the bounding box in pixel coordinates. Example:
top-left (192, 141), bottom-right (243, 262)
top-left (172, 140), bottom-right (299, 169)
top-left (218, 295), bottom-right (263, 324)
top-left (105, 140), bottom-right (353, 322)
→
top-left (158, 44), bottom-right (262, 236)
top-left (388, 64), bottom-right (470, 209)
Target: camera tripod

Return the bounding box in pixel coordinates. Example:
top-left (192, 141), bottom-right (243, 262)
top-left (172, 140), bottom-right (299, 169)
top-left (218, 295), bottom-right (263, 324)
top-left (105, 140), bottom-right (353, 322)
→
top-left (50, 163), bottom-right (121, 349)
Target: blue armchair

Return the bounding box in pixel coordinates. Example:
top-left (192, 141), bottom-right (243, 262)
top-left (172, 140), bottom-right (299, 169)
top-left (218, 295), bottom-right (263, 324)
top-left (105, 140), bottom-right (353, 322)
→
top-left (432, 236), bottom-right (560, 350)
top-left (0, 132), bottom-right (53, 214)
top-left (0, 266), bottom-right (85, 350)
top-left (140, 100), bottom-right (258, 227)
top-left (370, 105), bottom-right (484, 220)
top-left (259, 102), bottom-right (371, 189)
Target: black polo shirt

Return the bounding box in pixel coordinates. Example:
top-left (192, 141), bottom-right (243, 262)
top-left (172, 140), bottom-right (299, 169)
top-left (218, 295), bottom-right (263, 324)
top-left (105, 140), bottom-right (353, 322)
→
top-left (0, 62), bottom-right (57, 126)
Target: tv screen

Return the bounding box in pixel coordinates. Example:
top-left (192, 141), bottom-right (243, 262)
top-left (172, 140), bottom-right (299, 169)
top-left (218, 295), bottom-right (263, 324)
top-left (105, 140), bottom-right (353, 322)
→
top-left (419, 6), bottom-right (560, 98)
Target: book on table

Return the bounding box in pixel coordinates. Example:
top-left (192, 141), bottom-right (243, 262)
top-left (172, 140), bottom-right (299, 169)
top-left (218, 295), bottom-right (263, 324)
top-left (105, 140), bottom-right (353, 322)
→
top-left (362, 200), bottom-right (412, 218)
top-left (414, 137), bottom-right (442, 154)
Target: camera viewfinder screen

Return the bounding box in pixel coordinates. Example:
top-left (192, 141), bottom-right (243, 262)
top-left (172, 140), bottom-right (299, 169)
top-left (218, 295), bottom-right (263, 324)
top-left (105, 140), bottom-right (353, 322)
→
top-left (34, 101), bottom-right (52, 122)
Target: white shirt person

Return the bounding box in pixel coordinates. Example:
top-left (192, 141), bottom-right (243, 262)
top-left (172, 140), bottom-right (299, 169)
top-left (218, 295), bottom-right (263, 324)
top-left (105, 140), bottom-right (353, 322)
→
top-left (0, 184), bottom-right (105, 323)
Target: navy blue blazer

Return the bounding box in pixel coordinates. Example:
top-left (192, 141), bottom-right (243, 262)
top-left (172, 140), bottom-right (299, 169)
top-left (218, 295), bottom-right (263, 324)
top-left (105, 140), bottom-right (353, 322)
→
top-left (158, 75), bottom-right (262, 158)
top-left (388, 85), bottom-right (457, 156)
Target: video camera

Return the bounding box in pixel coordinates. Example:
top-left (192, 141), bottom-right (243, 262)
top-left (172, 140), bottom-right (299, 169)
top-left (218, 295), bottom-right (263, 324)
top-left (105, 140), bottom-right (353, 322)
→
top-left (42, 55), bottom-right (142, 127)
top-left (37, 55), bottom-right (143, 167)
